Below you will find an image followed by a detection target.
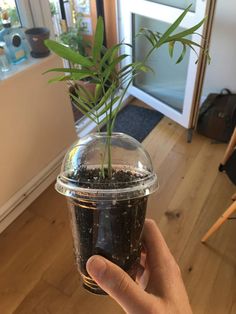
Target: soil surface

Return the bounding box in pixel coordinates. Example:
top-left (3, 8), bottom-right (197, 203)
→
top-left (70, 166), bottom-right (147, 189)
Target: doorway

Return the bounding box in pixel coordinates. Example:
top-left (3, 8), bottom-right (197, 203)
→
top-left (117, 0), bottom-right (214, 130)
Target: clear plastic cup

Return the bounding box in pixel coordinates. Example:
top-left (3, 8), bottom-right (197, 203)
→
top-left (55, 133), bottom-right (158, 294)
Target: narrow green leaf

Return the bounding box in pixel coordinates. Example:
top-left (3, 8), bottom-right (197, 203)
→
top-left (95, 84), bottom-right (102, 100)
top-left (48, 75), bottom-right (72, 83)
top-left (118, 63), bottom-right (133, 75)
top-left (74, 91), bottom-right (94, 110)
top-left (69, 73), bottom-right (91, 81)
top-left (188, 44), bottom-right (199, 61)
top-left (44, 67), bottom-right (99, 82)
top-left (119, 69), bottom-right (133, 81)
top-left (97, 96), bottom-right (120, 117)
top-left (100, 44), bottom-right (122, 69)
top-left (44, 67), bottom-right (82, 74)
top-left (44, 39), bottom-right (94, 67)
top-left (168, 41), bottom-right (175, 58)
top-left (144, 29), bottom-right (159, 46)
top-left (136, 64), bottom-right (154, 73)
top-left (97, 102), bottom-right (113, 117)
top-left (70, 93), bottom-right (99, 124)
top-left (77, 106), bottom-right (98, 124)
top-left (44, 67), bottom-right (94, 75)
top-left (176, 44), bottom-right (186, 64)
top-left (140, 29), bottom-right (157, 46)
top-left (99, 43), bottom-right (131, 73)
top-left (98, 108), bottom-right (116, 125)
top-left (70, 93), bottom-right (93, 113)
top-left (94, 84), bottom-right (116, 111)
top-left (92, 16), bottom-right (104, 60)
top-left (75, 84), bottom-right (95, 104)
top-left (168, 18), bottom-right (206, 42)
top-left (179, 38), bottom-right (202, 48)
top-left (205, 50), bottom-right (211, 64)
top-left (158, 5), bottom-right (192, 45)
top-left (103, 54), bottom-right (129, 82)
top-left (71, 103), bottom-right (97, 124)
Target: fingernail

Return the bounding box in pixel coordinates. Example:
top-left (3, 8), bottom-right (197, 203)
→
top-left (86, 256), bottom-right (107, 280)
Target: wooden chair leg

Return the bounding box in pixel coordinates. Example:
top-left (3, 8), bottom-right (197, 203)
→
top-left (201, 200), bottom-right (236, 243)
top-left (221, 128), bottom-right (236, 165)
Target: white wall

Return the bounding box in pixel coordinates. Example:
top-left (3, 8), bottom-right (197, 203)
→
top-left (202, 0), bottom-right (236, 96)
top-left (0, 55), bottom-right (77, 216)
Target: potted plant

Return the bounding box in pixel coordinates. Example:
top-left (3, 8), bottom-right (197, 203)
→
top-left (59, 13), bottom-right (93, 98)
top-left (45, 6), bottom-right (208, 295)
top-left (59, 13), bottom-right (91, 57)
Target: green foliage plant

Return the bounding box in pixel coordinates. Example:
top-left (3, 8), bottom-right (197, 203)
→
top-left (0, 7), bottom-right (21, 31)
top-left (45, 5), bottom-right (209, 179)
top-left (59, 13), bottom-right (91, 57)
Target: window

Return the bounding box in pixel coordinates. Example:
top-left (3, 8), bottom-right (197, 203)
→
top-left (0, 0), bottom-right (21, 31)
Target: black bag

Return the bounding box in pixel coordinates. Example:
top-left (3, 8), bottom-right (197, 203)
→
top-left (197, 89), bottom-right (236, 142)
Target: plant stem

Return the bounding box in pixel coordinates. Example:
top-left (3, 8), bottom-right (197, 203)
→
top-left (97, 71), bottom-right (116, 179)
top-left (107, 133), bottom-right (112, 178)
top-left (106, 92), bottom-right (115, 178)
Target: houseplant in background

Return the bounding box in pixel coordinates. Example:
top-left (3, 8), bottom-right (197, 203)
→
top-left (59, 13), bottom-right (91, 57)
top-left (45, 6), bottom-right (208, 295)
top-left (59, 12), bottom-right (93, 105)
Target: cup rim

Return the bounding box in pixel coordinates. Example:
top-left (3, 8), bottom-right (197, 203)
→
top-left (55, 171), bottom-right (158, 201)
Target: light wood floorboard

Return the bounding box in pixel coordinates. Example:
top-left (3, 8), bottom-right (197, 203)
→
top-left (1, 99), bottom-right (236, 313)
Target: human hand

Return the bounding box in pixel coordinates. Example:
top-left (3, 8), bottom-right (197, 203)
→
top-left (86, 219), bottom-right (192, 314)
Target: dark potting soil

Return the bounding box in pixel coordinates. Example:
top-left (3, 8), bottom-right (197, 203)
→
top-left (70, 166), bottom-right (147, 189)
top-left (67, 168), bottom-right (148, 295)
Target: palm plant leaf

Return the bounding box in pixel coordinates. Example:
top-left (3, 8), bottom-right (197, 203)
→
top-left (99, 43), bottom-right (124, 69)
top-left (92, 16), bottom-right (104, 61)
top-left (48, 75), bottom-right (72, 83)
top-left (168, 41), bottom-right (175, 58)
top-left (178, 38), bottom-right (202, 48)
top-left (70, 93), bottom-right (98, 124)
top-left (75, 84), bottom-right (95, 104)
top-left (167, 18), bottom-right (206, 42)
top-left (103, 54), bottom-right (129, 83)
top-left (98, 108), bottom-right (116, 125)
top-left (158, 4), bottom-right (192, 45)
top-left (70, 93), bottom-right (93, 114)
top-left (70, 104), bottom-right (96, 124)
top-left (143, 29), bottom-right (159, 46)
top-left (94, 84), bottom-right (117, 111)
top-left (45, 39), bottom-right (94, 67)
top-left (74, 88), bottom-right (94, 109)
top-left (96, 96), bottom-right (120, 118)
top-left (45, 10), bottom-right (209, 179)
top-left (176, 43), bottom-right (187, 64)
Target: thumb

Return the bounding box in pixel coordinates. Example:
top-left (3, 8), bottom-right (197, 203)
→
top-left (86, 255), bottom-right (152, 313)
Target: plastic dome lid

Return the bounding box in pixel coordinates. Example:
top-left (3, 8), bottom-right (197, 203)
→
top-left (55, 133), bottom-right (158, 201)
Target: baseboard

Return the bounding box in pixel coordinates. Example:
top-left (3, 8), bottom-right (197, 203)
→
top-left (0, 149), bottom-right (67, 234)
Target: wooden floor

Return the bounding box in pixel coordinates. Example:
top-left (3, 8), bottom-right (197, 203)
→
top-left (1, 102), bottom-right (236, 314)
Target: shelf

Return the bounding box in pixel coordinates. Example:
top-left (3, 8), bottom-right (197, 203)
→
top-left (0, 53), bottom-right (53, 83)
